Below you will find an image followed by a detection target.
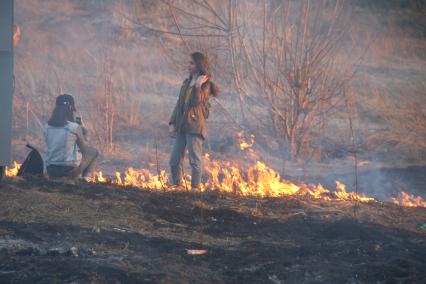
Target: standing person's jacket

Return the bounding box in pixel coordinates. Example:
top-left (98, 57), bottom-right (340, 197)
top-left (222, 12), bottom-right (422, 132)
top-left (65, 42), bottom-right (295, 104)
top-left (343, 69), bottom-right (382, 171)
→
top-left (44, 121), bottom-right (88, 167)
top-left (169, 78), bottom-right (219, 139)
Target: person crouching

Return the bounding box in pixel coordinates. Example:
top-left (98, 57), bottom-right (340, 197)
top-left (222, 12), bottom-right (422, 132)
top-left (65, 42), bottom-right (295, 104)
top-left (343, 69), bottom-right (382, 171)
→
top-left (45, 94), bottom-right (98, 180)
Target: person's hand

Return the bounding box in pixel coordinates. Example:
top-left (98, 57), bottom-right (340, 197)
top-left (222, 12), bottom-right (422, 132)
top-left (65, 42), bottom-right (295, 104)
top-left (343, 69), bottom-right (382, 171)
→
top-left (82, 126), bottom-right (89, 137)
top-left (169, 124), bottom-right (177, 139)
top-left (196, 75), bottom-right (209, 88)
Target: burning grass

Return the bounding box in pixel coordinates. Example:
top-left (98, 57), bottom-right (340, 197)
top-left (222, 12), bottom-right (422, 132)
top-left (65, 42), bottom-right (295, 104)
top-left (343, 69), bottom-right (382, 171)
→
top-left (89, 156), bottom-right (424, 207)
top-left (5, 133), bottom-right (426, 208)
top-left (5, 154), bottom-right (426, 208)
top-left (5, 161), bottom-right (21, 177)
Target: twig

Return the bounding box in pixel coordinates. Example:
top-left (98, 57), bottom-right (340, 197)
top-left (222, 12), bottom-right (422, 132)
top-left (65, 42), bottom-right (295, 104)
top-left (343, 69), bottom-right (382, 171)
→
top-left (154, 130), bottom-right (166, 191)
top-left (344, 90), bottom-right (358, 218)
top-left (353, 147), bottom-right (359, 218)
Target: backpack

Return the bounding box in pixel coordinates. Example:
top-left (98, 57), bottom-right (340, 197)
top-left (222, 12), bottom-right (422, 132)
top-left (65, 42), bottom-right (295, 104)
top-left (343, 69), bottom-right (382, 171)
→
top-left (17, 144), bottom-right (44, 176)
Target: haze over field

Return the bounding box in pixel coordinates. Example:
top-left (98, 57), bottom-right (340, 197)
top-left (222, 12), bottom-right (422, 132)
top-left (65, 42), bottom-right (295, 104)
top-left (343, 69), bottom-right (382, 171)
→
top-left (2, 2), bottom-right (426, 282)
top-left (11, 0), bottom-right (426, 197)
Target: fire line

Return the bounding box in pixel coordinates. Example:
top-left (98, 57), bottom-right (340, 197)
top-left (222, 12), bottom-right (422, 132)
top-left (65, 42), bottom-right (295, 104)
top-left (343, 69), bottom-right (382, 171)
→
top-left (5, 158), bottom-right (425, 208)
top-left (5, 133), bottom-right (426, 208)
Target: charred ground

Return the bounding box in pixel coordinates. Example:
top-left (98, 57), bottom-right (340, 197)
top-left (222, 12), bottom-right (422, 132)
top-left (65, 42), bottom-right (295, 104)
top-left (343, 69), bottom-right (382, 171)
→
top-left (0, 177), bottom-right (425, 283)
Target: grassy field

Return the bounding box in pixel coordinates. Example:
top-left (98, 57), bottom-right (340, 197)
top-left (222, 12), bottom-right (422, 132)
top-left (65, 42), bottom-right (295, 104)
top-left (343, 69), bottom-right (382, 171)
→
top-left (0, 177), bottom-right (425, 283)
top-left (3, 2), bottom-right (426, 282)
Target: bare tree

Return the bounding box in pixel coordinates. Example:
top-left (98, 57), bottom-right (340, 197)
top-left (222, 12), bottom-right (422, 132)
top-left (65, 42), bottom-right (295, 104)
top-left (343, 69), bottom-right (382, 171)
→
top-left (238, 0), bottom-right (355, 161)
top-left (126, 0), bottom-right (361, 161)
top-left (87, 36), bottom-right (117, 153)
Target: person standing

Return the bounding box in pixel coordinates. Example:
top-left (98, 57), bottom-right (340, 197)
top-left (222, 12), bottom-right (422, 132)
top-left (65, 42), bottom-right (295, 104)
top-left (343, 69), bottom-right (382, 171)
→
top-left (169, 52), bottom-right (219, 189)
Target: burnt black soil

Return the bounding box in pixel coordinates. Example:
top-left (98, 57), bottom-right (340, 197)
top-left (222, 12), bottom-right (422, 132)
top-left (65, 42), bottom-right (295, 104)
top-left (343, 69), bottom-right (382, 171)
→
top-left (0, 177), bottom-right (425, 283)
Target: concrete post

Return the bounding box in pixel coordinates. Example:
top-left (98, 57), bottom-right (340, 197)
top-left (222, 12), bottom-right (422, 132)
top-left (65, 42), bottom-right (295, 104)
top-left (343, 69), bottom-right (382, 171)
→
top-left (0, 0), bottom-right (14, 167)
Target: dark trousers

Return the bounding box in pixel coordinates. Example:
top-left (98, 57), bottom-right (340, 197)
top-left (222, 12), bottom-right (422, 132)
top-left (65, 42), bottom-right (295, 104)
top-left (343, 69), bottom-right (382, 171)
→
top-left (169, 133), bottom-right (203, 189)
top-left (47, 165), bottom-right (76, 178)
top-left (47, 147), bottom-right (99, 178)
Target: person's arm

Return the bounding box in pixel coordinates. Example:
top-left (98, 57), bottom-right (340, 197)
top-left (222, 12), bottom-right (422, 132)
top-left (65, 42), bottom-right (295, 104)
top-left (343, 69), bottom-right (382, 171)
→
top-left (168, 103), bottom-right (178, 138)
top-left (169, 103), bottom-right (178, 126)
top-left (81, 126), bottom-right (89, 139)
top-left (191, 75), bottom-right (210, 106)
top-left (169, 80), bottom-right (188, 125)
top-left (75, 126), bottom-right (89, 155)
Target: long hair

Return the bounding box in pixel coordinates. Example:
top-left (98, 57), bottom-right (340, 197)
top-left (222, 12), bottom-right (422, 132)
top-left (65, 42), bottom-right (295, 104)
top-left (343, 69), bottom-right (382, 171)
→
top-left (190, 51), bottom-right (220, 97)
top-left (190, 52), bottom-right (210, 78)
top-left (48, 105), bottom-right (74, 127)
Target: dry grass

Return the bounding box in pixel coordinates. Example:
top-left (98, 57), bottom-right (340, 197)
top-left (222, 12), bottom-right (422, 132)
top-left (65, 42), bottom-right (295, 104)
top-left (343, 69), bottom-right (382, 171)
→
top-left (0, 177), bottom-right (425, 282)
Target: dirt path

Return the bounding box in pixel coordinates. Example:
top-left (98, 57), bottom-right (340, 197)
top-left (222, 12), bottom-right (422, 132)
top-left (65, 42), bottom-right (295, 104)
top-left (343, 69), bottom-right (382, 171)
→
top-left (0, 177), bottom-right (425, 283)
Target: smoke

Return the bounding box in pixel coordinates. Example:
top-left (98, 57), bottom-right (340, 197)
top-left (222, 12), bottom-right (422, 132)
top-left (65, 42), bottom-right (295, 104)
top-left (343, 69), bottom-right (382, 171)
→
top-left (12, 0), bottom-right (426, 198)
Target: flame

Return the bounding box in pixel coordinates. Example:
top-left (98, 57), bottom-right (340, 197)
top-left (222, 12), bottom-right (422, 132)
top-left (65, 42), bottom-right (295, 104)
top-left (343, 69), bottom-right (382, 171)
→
top-left (203, 158), bottom-right (375, 201)
top-left (5, 157), bottom-right (425, 208)
top-left (105, 167), bottom-right (169, 189)
top-left (84, 148), bottom-right (424, 207)
top-left (333, 181), bottom-right (375, 202)
top-left (391, 191), bottom-right (426, 208)
top-left (238, 131), bottom-right (255, 151)
top-left (96, 171), bottom-right (106, 183)
top-left (87, 157), bottom-right (391, 205)
top-left (4, 136), bottom-right (425, 208)
top-left (5, 161), bottom-right (21, 177)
